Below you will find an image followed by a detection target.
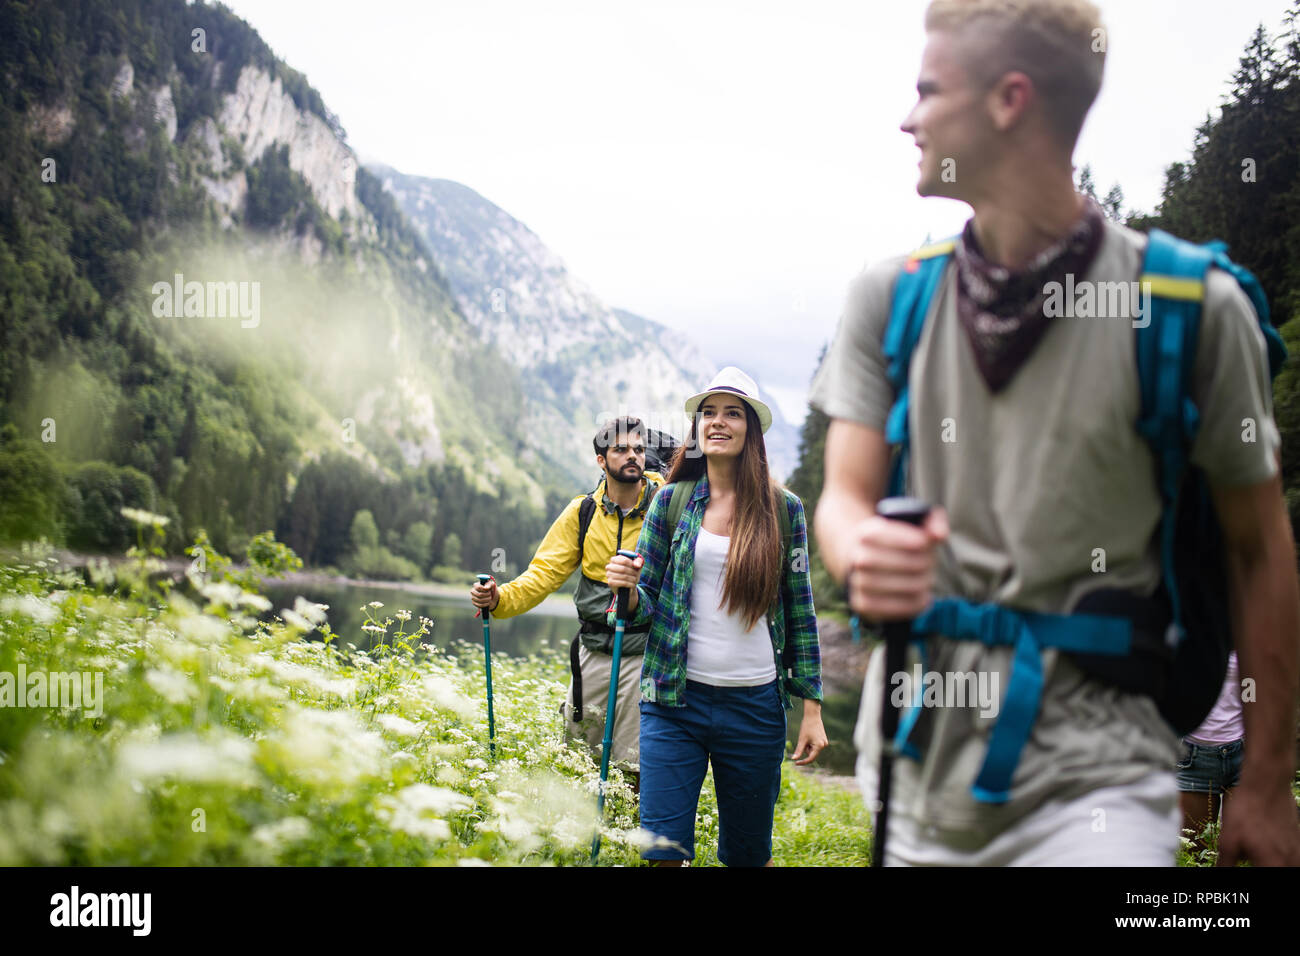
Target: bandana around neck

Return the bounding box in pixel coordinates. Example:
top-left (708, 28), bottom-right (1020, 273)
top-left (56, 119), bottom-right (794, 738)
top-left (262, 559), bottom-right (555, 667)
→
top-left (952, 198), bottom-right (1105, 393)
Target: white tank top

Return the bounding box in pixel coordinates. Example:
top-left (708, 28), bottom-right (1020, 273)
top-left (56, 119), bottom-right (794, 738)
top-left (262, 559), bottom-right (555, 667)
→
top-left (686, 527), bottom-right (778, 686)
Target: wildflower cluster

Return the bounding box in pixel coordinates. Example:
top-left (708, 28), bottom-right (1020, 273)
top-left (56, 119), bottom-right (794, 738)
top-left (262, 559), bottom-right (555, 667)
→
top-left (0, 538), bottom-right (643, 866)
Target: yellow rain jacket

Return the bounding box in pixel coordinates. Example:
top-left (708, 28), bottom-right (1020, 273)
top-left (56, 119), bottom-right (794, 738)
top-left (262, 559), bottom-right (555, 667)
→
top-left (492, 471), bottom-right (665, 655)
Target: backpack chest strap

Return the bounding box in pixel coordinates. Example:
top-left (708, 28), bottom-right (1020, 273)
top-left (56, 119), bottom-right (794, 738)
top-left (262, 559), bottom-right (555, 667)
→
top-left (895, 598), bottom-right (1132, 803)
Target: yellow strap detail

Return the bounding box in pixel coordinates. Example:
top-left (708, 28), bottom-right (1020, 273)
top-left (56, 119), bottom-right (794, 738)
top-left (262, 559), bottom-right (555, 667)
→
top-left (910, 239), bottom-right (956, 261)
top-left (1141, 275), bottom-right (1205, 302)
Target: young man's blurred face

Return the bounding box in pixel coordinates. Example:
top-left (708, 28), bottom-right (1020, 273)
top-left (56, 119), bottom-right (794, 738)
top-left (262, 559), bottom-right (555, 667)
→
top-left (900, 29), bottom-right (994, 202)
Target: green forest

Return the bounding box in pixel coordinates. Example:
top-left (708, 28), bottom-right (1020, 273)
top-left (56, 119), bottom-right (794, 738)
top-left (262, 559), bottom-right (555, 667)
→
top-left (0, 0), bottom-right (563, 583)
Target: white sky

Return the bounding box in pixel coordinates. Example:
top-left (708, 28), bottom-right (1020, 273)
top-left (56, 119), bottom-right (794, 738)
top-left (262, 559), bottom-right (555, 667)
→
top-left (221, 0), bottom-right (1297, 425)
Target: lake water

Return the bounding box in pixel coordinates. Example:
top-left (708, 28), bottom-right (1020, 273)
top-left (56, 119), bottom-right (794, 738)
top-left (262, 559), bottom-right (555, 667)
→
top-left (264, 578), bottom-right (864, 777)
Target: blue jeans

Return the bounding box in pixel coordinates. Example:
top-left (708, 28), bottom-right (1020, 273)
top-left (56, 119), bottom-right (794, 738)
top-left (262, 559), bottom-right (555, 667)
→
top-left (1175, 738), bottom-right (1244, 794)
top-left (638, 679), bottom-right (786, 866)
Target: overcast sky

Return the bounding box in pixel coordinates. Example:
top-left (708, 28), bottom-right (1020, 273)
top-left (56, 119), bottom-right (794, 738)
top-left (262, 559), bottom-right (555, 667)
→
top-left (222, 0), bottom-right (1297, 425)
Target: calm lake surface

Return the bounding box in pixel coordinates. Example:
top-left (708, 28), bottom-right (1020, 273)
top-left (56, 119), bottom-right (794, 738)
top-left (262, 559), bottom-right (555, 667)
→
top-left (264, 578), bottom-right (863, 777)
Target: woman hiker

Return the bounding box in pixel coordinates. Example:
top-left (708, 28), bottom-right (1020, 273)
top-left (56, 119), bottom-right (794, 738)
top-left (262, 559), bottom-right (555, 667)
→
top-left (604, 366), bottom-right (827, 866)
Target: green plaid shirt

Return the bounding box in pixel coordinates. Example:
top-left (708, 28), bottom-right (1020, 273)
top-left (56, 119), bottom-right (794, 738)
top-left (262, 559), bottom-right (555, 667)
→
top-left (606, 474), bottom-right (821, 710)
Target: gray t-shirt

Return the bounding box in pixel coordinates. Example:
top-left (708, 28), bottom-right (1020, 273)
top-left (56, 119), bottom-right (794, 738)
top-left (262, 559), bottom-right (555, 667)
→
top-left (810, 219), bottom-right (1279, 845)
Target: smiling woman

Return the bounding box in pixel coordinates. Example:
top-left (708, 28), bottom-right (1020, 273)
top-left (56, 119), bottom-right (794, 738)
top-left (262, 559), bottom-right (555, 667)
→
top-left (604, 367), bottom-right (826, 867)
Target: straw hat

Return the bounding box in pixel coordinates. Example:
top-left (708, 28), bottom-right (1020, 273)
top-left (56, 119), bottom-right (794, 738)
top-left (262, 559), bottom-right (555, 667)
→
top-left (683, 366), bottom-right (773, 434)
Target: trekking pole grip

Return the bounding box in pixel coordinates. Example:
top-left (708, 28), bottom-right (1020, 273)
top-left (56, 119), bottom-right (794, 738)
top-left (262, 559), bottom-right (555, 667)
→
top-left (872, 496), bottom-right (931, 868)
top-left (615, 549), bottom-right (638, 619)
top-left (874, 497), bottom-right (931, 719)
top-left (477, 573), bottom-right (492, 622)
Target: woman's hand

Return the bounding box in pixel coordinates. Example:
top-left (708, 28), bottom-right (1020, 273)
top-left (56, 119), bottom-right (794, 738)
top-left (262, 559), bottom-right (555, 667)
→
top-left (790, 699), bottom-right (828, 765)
top-left (605, 552), bottom-right (643, 613)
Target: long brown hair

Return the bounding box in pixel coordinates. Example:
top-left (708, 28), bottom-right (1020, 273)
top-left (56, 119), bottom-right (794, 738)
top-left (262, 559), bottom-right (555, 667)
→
top-left (666, 400), bottom-right (782, 631)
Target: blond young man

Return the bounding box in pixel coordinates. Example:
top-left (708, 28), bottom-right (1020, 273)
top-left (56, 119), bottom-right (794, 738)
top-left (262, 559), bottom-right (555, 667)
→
top-left (811, 0), bottom-right (1300, 865)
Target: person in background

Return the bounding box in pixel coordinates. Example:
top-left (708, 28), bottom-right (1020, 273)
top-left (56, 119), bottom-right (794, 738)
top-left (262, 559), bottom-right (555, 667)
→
top-left (606, 367), bottom-right (826, 867)
top-left (1177, 650), bottom-right (1245, 856)
top-left (470, 417), bottom-right (663, 784)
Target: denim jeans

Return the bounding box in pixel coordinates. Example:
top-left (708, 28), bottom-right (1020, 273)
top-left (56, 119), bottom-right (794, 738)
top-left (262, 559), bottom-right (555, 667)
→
top-left (1175, 738), bottom-right (1244, 794)
top-left (638, 679), bottom-right (786, 866)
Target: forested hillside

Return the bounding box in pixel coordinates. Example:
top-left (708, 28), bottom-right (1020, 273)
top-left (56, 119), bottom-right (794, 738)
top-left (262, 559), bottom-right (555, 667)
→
top-left (0, 0), bottom-right (576, 580)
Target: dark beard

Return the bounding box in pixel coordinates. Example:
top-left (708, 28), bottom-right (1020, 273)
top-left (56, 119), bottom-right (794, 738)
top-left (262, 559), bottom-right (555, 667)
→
top-left (608, 466), bottom-right (642, 485)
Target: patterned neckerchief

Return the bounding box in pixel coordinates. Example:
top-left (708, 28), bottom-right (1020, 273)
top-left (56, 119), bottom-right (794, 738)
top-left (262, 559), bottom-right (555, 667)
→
top-left (953, 198), bottom-right (1105, 393)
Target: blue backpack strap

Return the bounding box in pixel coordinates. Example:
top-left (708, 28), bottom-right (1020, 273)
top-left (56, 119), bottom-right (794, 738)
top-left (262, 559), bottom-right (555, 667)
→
top-left (1136, 229), bottom-right (1288, 643)
top-left (1135, 229), bottom-right (1212, 645)
top-left (883, 239), bottom-right (957, 496)
top-left (1206, 246), bottom-right (1288, 377)
top-left (906, 600), bottom-right (1132, 802)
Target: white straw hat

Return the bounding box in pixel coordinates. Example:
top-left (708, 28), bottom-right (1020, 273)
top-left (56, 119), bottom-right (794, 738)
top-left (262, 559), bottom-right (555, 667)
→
top-left (683, 366), bottom-right (773, 434)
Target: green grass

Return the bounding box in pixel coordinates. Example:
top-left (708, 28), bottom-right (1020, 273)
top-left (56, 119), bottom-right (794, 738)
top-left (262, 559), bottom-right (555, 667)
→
top-left (0, 528), bottom-right (868, 866)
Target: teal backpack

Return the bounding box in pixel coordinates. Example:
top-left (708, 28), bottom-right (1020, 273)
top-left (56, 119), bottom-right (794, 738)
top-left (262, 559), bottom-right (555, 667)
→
top-left (883, 229), bottom-right (1287, 803)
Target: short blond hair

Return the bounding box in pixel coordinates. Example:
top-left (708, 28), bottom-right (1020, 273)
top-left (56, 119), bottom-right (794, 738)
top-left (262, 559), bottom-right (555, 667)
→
top-left (925, 0), bottom-right (1106, 149)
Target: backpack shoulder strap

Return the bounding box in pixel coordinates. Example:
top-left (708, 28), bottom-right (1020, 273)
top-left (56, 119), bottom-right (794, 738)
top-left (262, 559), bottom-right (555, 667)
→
top-left (1136, 228), bottom-right (1288, 639)
top-left (665, 479), bottom-right (697, 537)
top-left (772, 488), bottom-right (796, 669)
top-left (575, 493), bottom-right (597, 565)
top-left (884, 238), bottom-right (958, 496)
top-left (776, 488), bottom-right (792, 559)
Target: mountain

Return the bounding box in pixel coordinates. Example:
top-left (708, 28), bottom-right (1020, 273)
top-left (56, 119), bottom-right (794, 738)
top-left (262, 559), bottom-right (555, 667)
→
top-left (0, 0), bottom-right (565, 574)
top-left (370, 166), bottom-right (799, 480)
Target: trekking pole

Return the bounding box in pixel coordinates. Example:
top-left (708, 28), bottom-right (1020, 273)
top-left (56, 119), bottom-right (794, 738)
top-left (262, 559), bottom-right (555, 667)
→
top-left (591, 548), bottom-right (638, 863)
top-left (870, 497), bottom-right (931, 868)
top-left (476, 573), bottom-right (497, 759)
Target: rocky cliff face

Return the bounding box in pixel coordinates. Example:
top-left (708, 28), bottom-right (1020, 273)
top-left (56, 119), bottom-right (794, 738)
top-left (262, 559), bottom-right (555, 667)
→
top-left (374, 167), bottom-right (799, 482)
top-left (215, 65), bottom-right (359, 222)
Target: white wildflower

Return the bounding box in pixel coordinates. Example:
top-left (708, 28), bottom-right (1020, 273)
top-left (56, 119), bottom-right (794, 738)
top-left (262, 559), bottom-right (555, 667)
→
top-left (120, 506), bottom-right (169, 527)
top-left (252, 816), bottom-right (312, 850)
top-left (238, 592), bottom-right (272, 612)
top-left (269, 706), bottom-right (385, 787)
top-left (0, 594), bottom-right (57, 625)
top-left (279, 608), bottom-right (314, 632)
top-left (177, 614), bottom-right (229, 644)
top-left (199, 581), bottom-right (243, 607)
top-left (376, 714), bottom-right (423, 739)
top-left (292, 596), bottom-right (329, 625)
top-left (375, 784), bottom-right (470, 843)
top-left (145, 667), bottom-right (195, 704)
top-left (118, 732), bottom-right (257, 786)
top-left (419, 674), bottom-right (477, 720)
